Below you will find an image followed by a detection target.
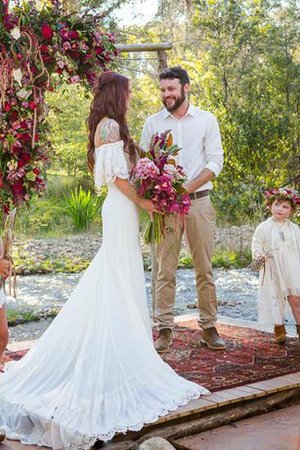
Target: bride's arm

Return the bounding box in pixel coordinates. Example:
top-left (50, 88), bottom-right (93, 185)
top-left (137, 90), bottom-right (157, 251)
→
top-left (114, 178), bottom-right (158, 213)
top-left (96, 120), bottom-right (158, 214)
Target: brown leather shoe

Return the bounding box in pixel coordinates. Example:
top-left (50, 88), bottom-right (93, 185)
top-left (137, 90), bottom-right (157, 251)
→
top-left (274, 325), bottom-right (286, 344)
top-left (0, 434), bottom-right (5, 443)
top-left (200, 327), bottom-right (226, 350)
top-left (154, 329), bottom-right (173, 353)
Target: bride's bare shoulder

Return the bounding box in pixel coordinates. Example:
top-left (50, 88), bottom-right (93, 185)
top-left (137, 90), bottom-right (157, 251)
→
top-left (95, 118), bottom-right (121, 147)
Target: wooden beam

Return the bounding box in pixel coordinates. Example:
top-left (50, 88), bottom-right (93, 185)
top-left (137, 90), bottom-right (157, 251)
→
top-left (116, 42), bottom-right (173, 53)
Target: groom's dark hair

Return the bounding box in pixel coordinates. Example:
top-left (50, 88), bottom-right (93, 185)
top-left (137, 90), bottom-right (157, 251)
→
top-left (159, 66), bottom-right (190, 85)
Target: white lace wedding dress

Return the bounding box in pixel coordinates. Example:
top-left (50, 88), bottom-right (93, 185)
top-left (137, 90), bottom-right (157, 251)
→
top-left (0, 140), bottom-right (209, 450)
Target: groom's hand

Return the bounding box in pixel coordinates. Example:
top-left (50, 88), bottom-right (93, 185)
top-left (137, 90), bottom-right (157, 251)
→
top-left (0, 258), bottom-right (10, 278)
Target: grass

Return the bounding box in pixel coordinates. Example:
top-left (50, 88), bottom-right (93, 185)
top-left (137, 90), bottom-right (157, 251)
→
top-left (14, 175), bottom-right (106, 238)
top-left (7, 307), bottom-right (60, 326)
top-left (7, 309), bottom-right (40, 326)
top-left (178, 248), bottom-right (252, 269)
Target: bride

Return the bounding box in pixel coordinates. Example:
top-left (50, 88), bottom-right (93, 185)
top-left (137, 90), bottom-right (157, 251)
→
top-left (0, 71), bottom-right (209, 450)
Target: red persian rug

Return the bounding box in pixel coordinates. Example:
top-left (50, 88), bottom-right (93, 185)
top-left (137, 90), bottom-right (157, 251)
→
top-left (5, 319), bottom-right (300, 392)
top-left (154, 319), bottom-right (300, 391)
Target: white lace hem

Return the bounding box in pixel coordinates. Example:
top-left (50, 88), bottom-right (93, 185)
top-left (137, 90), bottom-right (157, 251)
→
top-left (0, 385), bottom-right (208, 450)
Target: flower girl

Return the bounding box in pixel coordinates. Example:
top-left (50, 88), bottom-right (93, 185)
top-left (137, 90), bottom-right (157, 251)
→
top-left (251, 188), bottom-right (300, 344)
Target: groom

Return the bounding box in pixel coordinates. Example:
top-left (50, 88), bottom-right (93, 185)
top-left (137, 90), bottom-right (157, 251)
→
top-left (141, 66), bottom-right (225, 352)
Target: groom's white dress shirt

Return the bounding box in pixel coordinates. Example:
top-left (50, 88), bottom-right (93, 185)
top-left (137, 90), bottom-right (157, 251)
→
top-left (141, 104), bottom-right (224, 192)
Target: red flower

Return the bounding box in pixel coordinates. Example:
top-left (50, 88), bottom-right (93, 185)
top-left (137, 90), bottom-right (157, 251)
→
top-left (11, 142), bottom-right (22, 154)
top-left (29, 102), bottom-right (37, 110)
top-left (33, 168), bottom-right (40, 175)
top-left (69, 30), bottom-right (79, 40)
top-left (42, 23), bottom-right (54, 40)
top-left (42, 55), bottom-right (55, 65)
top-left (11, 180), bottom-right (24, 199)
top-left (18, 153), bottom-right (31, 167)
top-left (10, 111), bottom-right (19, 122)
top-left (17, 132), bottom-right (31, 143)
top-left (40, 44), bottom-right (50, 53)
top-left (95, 47), bottom-right (104, 55)
top-left (4, 102), bottom-right (11, 112)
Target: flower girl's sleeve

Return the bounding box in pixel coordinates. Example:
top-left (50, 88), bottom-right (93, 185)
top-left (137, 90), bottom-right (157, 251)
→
top-left (251, 223), bottom-right (266, 259)
top-left (94, 140), bottom-right (129, 188)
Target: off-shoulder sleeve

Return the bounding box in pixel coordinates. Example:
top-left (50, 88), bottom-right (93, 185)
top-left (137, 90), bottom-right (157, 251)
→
top-left (94, 140), bottom-right (129, 188)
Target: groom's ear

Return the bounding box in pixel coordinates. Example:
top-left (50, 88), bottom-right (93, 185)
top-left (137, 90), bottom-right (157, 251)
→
top-left (183, 83), bottom-right (190, 95)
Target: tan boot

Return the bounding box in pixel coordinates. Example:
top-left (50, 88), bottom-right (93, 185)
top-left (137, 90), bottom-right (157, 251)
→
top-left (0, 434), bottom-right (5, 444)
top-left (274, 325), bottom-right (286, 344)
top-left (296, 324), bottom-right (300, 342)
top-left (200, 327), bottom-right (226, 350)
top-left (154, 329), bottom-right (173, 353)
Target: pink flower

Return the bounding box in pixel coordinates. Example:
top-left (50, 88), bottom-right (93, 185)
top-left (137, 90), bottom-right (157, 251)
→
top-left (133, 158), bottom-right (159, 179)
top-left (63, 41), bottom-right (71, 51)
top-left (70, 75), bottom-right (80, 84)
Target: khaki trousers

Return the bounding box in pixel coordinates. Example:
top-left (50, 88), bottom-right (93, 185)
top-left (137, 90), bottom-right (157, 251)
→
top-left (155, 195), bottom-right (217, 331)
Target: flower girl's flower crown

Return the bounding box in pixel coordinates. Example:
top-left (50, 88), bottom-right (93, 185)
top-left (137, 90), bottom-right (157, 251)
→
top-left (265, 188), bottom-right (300, 206)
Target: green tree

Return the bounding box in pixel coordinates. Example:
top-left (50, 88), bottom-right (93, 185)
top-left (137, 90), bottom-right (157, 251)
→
top-left (46, 84), bottom-right (91, 176)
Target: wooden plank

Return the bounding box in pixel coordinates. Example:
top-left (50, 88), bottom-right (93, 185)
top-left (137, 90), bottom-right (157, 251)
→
top-left (117, 43), bottom-right (173, 52)
top-left (129, 388), bottom-right (300, 447)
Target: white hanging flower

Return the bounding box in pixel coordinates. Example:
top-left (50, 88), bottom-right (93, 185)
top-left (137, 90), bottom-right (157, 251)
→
top-left (12, 68), bottom-right (23, 86)
top-left (35, 0), bottom-right (44, 11)
top-left (10, 26), bottom-right (21, 40)
top-left (16, 88), bottom-right (32, 100)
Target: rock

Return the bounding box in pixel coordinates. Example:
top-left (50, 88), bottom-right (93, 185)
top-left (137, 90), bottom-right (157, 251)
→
top-left (136, 437), bottom-right (176, 450)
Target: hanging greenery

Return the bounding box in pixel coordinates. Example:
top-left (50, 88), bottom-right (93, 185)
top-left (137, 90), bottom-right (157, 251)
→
top-left (0, 0), bottom-right (119, 215)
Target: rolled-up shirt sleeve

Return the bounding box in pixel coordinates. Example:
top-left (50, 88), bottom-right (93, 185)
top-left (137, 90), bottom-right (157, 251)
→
top-left (204, 114), bottom-right (224, 177)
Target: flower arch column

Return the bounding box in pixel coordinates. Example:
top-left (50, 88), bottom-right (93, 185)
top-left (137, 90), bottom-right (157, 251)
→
top-left (0, 0), bottom-right (119, 216)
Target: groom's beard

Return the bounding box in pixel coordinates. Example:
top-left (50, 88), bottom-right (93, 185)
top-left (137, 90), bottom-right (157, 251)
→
top-left (163, 87), bottom-right (186, 112)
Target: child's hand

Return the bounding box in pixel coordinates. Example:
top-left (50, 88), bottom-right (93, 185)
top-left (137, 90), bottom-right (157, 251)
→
top-left (248, 257), bottom-right (266, 271)
top-left (0, 258), bottom-right (10, 278)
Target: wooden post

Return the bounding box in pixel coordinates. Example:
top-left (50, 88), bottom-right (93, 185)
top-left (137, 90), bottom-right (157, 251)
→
top-left (157, 50), bottom-right (168, 72)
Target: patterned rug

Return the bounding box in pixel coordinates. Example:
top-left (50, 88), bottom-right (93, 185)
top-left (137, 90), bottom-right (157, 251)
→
top-left (5, 319), bottom-right (300, 392)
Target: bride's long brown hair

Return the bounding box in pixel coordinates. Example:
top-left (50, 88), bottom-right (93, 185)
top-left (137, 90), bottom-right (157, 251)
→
top-left (87, 71), bottom-right (138, 173)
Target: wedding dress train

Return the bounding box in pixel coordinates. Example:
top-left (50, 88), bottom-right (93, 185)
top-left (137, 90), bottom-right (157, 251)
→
top-left (0, 141), bottom-right (209, 450)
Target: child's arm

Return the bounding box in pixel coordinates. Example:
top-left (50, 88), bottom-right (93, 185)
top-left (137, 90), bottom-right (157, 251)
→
top-left (251, 224), bottom-right (267, 260)
top-left (295, 224), bottom-right (300, 255)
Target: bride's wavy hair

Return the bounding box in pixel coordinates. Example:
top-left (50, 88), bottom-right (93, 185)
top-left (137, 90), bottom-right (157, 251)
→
top-left (87, 71), bottom-right (138, 173)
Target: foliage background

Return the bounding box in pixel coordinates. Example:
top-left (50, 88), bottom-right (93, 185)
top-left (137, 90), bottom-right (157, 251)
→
top-left (15, 0), bottom-right (300, 235)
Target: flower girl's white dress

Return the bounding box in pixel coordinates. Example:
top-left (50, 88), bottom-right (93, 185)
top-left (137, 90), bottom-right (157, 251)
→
top-left (0, 140), bottom-right (209, 450)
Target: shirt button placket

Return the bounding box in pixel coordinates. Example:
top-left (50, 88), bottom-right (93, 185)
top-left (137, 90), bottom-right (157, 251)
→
top-left (177, 119), bottom-right (183, 166)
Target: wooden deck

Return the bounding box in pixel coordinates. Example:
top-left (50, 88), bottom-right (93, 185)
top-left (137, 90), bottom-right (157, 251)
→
top-left (4, 320), bottom-right (300, 450)
top-left (2, 372), bottom-right (299, 450)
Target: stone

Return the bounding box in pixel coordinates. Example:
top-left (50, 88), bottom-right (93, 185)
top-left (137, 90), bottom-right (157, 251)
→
top-left (136, 437), bottom-right (176, 450)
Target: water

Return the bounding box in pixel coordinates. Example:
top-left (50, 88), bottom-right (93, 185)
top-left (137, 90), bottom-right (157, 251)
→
top-left (6, 268), bottom-right (294, 342)
top-left (7, 268), bottom-right (259, 318)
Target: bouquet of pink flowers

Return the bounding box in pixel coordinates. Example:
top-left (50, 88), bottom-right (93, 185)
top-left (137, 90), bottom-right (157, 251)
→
top-left (132, 130), bottom-right (191, 244)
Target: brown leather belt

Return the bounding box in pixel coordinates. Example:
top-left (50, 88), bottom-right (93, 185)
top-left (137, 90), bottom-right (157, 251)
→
top-left (189, 189), bottom-right (210, 200)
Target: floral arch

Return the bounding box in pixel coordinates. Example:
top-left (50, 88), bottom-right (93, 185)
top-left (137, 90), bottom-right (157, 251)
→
top-left (0, 0), bottom-right (119, 217)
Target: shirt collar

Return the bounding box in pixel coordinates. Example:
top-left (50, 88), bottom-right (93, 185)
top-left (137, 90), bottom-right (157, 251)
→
top-left (163, 103), bottom-right (195, 120)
